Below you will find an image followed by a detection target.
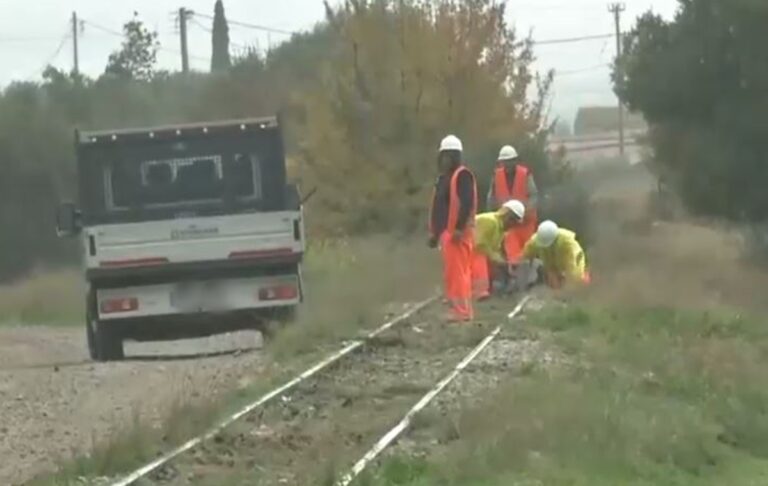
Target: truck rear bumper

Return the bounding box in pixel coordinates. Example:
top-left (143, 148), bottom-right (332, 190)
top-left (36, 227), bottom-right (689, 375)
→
top-left (96, 274), bottom-right (301, 321)
top-left (101, 310), bottom-right (283, 342)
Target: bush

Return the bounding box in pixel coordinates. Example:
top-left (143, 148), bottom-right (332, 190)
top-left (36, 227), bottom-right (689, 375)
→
top-left (617, 2), bottom-right (768, 222)
top-left (539, 180), bottom-right (593, 249)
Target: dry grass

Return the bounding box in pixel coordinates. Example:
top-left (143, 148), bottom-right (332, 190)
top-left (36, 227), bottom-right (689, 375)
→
top-left (269, 236), bottom-right (439, 360)
top-left (0, 269), bottom-right (84, 325)
top-left (578, 186), bottom-right (768, 315)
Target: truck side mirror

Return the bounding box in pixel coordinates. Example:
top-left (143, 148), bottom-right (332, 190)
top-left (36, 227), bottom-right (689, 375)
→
top-left (56, 202), bottom-right (81, 237)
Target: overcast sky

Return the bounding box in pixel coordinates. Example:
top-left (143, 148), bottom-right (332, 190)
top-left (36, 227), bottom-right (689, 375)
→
top-left (0, 0), bottom-right (678, 122)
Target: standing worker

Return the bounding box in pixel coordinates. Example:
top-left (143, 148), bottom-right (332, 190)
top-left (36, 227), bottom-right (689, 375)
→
top-left (523, 220), bottom-right (591, 289)
top-left (428, 135), bottom-right (478, 322)
top-left (471, 200), bottom-right (527, 300)
top-left (486, 145), bottom-right (539, 288)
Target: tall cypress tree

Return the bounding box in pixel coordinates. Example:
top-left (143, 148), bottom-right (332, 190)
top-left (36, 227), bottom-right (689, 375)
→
top-left (211, 0), bottom-right (231, 72)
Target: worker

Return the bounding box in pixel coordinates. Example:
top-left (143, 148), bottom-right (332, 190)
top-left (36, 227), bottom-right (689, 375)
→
top-left (523, 220), bottom-right (591, 289)
top-left (428, 135), bottom-right (478, 322)
top-left (486, 145), bottom-right (539, 285)
top-left (471, 200), bottom-right (526, 300)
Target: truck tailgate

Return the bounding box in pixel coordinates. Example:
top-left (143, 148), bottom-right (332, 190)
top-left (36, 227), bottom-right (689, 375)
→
top-left (84, 211), bottom-right (302, 269)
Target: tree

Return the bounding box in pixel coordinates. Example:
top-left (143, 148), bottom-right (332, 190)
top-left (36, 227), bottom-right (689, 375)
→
top-left (616, 1), bottom-right (768, 221)
top-left (0, 2), bottom-right (561, 279)
top-left (104, 16), bottom-right (160, 81)
top-left (300, 0), bottom-right (553, 233)
top-left (211, 0), bottom-right (232, 72)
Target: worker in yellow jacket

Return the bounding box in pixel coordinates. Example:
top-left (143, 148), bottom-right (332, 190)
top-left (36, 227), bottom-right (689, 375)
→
top-left (471, 200), bottom-right (526, 300)
top-left (523, 220), bottom-right (591, 289)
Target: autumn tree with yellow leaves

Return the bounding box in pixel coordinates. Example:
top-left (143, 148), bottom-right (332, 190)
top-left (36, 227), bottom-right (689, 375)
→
top-left (298, 0), bottom-right (554, 234)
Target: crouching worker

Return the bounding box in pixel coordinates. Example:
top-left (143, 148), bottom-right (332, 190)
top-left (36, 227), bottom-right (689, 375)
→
top-left (523, 220), bottom-right (591, 289)
top-left (471, 200), bottom-right (526, 300)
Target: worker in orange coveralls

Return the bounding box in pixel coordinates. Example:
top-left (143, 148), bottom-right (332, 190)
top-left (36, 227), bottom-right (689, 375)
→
top-left (428, 135), bottom-right (478, 322)
top-left (486, 145), bottom-right (539, 290)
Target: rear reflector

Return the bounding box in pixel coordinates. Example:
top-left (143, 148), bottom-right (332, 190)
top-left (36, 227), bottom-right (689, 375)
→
top-left (229, 248), bottom-right (294, 260)
top-left (100, 297), bottom-right (139, 314)
top-left (99, 257), bottom-right (169, 268)
top-left (258, 285), bottom-right (298, 301)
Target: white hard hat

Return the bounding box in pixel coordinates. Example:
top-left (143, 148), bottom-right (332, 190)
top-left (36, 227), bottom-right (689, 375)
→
top-left (536, 220), bottom-right (559, 248)
top-left (439, 135), bottom-right (463, 153)
top-left (502, 200), bottom-right (526, 220)
top-left (498, 145), bottom-right (519, 161)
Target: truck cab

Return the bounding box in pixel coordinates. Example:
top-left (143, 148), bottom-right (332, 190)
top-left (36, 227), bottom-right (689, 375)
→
top-left (56, 117), bottom-right (305, 361)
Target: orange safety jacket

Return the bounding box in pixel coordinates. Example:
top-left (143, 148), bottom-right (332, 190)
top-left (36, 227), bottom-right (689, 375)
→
top-left (494, 164), bottom-right (538, 221)
top-left (494, 163), bottom-right (538, 263)
top-left (495, 164), bottom-right (530, 206)
top-left (430, 165), bottom-right (478, 237)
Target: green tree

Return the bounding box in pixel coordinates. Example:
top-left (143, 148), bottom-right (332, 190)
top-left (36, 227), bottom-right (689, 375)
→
top-left (104, 16), bottom-right (160, 81)
top-left (616, 1), bottom-right (768, 221)
top-left (211, 0), bottom-right (232, 72)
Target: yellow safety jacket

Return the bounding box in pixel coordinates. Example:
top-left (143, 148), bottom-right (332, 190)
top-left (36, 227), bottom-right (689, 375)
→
top-left (474, 212), bottom-right (506, 264)
top-left (523, 229), bottom-right (587, 283)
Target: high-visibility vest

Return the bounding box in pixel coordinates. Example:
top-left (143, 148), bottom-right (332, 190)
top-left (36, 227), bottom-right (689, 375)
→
top-left (429, 165), bottom-right (477, 235)
top-left (494, 163), bottom-right (530, 205)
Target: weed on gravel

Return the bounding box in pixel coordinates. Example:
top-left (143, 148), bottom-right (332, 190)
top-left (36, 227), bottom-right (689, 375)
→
top-left (363, 304), bottom-right (768, 486)
top-left (0, 270), bottom-right (84, 325)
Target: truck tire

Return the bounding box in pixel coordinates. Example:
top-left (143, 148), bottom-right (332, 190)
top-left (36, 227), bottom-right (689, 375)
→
top-left (86, 292), bottom-right (124, 362)
top-left (272, 305), bottom-right (298, 323)
top-left (259, 305), bottom-right (298, 342)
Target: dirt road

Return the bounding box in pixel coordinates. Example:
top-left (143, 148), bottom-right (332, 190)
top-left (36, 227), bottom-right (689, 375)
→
top-left (0, 326), bottom-right (265, 485)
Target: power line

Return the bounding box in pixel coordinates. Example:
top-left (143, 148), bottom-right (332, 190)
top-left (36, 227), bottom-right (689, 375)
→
top-left (533, 33), bottom-right (615, 45)
top-left (0, 36), bottom-right (62, 43)
top-left (82, 18), bottom-right (208, 63)
top-left (81, 19), bottom-right (123, 37)
top-left (195, 12), bottom-right (296, 36)
top-left (189, 16), bottom-right (249, 51)
top-left (190, 17), bottom-right (212, 33)
top-left (29, 26), bottom-right (71, 78)
top-left (42, 31), bottom-right (71, 67)
top-left (555, 63), bottom-right (611, 77)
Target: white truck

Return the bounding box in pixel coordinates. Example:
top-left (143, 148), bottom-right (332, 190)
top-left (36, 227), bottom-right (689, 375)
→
top-left (56, 117), bottom-right (306, 361)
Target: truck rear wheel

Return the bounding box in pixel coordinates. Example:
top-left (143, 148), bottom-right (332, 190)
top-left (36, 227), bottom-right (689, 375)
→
top-left (259, 305), bottom-right (298, 341)
top-left (86, 292), bottom-right (125, 362)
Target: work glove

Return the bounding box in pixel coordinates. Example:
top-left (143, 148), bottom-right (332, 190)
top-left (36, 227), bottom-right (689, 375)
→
top-left (451, 229), bottom-right (464, 243)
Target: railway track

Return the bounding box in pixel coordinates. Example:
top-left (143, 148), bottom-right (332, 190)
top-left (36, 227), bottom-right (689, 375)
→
top-left (105, 295), bottom-right (529, 486)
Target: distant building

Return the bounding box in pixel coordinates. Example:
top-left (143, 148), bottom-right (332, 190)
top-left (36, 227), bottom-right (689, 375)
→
top-left (573, 106), bottom-right (647, 136)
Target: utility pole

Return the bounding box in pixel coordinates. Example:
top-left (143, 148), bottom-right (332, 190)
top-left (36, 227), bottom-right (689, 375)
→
top-left (178, 8), bottom-right (192, 73)
top-left (609, 2), bottom-right (626, 156)
top-left (71, 11), bottom-right (80, 76)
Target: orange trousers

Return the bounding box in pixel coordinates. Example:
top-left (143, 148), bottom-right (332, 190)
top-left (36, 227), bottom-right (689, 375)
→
top-left (471, 251), bottom-right (491, 300)
top-left (440, 230), bottom-right (474, 321)
top-left (504, 216), bottom-right (538, 263)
